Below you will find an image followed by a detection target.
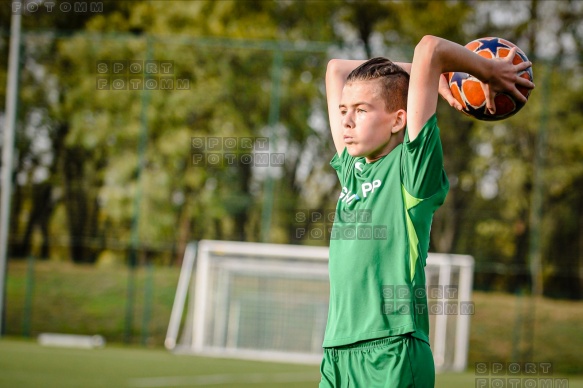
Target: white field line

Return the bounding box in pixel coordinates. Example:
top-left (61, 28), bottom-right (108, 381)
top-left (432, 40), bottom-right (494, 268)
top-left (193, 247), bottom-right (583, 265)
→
top-left (128, 371), bottom-right (320, 387)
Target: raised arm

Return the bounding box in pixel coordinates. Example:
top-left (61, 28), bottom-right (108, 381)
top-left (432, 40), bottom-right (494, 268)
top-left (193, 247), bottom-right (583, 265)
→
top-left (326, 59), bottom-right (366, 156)
top-left (407, 35), bottom-right (535, 141)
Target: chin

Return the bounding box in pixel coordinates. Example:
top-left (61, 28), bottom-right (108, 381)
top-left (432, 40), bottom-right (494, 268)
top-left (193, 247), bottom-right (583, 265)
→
top-left (346, 146), bottom-right (364, 158)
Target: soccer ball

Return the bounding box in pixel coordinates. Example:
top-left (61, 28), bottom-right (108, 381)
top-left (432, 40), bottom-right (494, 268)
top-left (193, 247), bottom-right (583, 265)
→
top-left (448, 37), bottom-right (533, 121)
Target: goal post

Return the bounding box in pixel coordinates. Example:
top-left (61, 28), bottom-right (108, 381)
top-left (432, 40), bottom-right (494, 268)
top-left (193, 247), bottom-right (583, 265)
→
top-left (166, 240), bottom-right (474, 371)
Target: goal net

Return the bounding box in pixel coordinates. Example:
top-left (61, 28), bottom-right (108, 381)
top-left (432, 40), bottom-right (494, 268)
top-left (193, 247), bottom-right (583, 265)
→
top-left (166, 240), bottom-right (474, 371)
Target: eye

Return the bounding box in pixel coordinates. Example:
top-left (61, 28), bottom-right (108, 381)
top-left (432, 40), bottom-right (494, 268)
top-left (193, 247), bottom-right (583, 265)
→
top-left (357, 108), bottom-right (366, 113)
top-left (340, 109), bottom-right (347, 116)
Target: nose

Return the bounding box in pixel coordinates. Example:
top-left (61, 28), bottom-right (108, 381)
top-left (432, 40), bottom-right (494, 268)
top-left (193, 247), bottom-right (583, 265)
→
top-left (341, 111), bottom-right (354, 129)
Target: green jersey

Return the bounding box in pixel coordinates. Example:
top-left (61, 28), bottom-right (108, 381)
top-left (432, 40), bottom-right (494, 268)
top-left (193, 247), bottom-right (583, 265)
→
top-left (323, 114), bottom-right (449, 348)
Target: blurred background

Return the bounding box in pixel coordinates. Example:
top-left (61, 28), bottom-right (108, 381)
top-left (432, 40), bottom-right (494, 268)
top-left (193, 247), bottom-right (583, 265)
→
top-left (0, 0), bottom-right (582, 385)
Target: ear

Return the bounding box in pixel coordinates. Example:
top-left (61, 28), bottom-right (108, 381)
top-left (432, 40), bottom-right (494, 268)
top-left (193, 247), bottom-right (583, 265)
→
top-left (391, 109), bottom-right (407, 134)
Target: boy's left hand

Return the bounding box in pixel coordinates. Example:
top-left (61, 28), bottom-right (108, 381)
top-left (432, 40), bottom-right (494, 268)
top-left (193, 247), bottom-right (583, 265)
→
top-left (482, 47), bottom-right (535, 115)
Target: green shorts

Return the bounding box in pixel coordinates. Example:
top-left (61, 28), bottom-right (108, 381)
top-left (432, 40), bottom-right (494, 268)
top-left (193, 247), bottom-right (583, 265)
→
top-left (319, 334), bottom-right (435, 388)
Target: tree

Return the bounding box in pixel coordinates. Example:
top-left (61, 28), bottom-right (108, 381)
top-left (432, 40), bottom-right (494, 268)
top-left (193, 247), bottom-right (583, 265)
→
top-left (0, 2), bottom-right (135, 261)
top-left (452, 0), bottom-right (583, 298)
top-left (3, 0), bottom-right (582, 299)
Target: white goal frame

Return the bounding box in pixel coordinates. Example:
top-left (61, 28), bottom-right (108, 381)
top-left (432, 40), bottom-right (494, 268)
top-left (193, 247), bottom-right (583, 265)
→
top-left (166, 240), bottom-right (474, 371)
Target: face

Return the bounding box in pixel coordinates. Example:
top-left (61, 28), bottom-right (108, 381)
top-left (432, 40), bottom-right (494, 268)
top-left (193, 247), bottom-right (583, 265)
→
top-left (339, 80), bottom-right (403, 162)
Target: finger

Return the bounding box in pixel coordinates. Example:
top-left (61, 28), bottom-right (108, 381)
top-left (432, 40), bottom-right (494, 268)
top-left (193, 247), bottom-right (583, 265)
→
top-left (447, 95), bottom-right (463, 110)
top-left (516, 60), bottom-right (533, 71)
top-left (486, 99), bottom-right (496, 115)
top-left (441, 93), bottom-right (463, 110)
top-left (515, 75), bottom-right (535, 89)
top-left (509, 85), bottom-right (529, 103)
top-left (481, 83), bottom-right (496, 114)
top-left (506, 47), bottom-right (518, 63)
top-left (438, 74), bottom-right (463, 110)
top-left (441, 91), bottom-right (463, 111)
top-left (512, 91), bottom-right (528, 104)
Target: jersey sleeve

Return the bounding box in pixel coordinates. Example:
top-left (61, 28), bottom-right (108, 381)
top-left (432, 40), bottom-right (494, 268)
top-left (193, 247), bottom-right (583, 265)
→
top-left (402, 113), bottom-right (449, 200)
top-left (401, 114), bottom-right (449, 274)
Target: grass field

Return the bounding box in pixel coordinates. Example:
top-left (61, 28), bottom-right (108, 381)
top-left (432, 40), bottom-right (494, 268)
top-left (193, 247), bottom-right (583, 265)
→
top-left (3, 259), bottom-right (583, 386)
top-left (2, 338), bottom-right (582, 388)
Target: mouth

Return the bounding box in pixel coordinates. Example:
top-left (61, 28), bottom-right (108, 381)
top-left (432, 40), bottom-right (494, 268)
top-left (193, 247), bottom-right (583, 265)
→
top-left (343, 136), bottom-right (355, 145)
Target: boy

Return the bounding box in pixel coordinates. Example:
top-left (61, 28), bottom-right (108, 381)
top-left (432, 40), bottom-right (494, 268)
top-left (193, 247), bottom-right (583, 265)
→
top-left (320, 36), bottom-right (534, 387)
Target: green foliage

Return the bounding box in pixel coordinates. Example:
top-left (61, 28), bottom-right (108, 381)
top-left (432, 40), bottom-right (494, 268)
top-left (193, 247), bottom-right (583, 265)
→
top-left (3, 0), bottom-right (583, 298)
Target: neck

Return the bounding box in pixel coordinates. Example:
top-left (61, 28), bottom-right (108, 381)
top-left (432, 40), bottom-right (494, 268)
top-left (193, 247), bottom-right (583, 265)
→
top-left (365, 131), bottom-right (404, 163)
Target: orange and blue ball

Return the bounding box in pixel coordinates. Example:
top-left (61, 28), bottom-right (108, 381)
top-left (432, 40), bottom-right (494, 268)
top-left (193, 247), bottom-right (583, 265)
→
top-left (448, 37), bottom-right (534, 121)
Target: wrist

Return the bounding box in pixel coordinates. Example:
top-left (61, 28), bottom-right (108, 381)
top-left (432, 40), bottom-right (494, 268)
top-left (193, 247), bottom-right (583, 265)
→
top-left (475, 55), bottom-right (496, 85)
